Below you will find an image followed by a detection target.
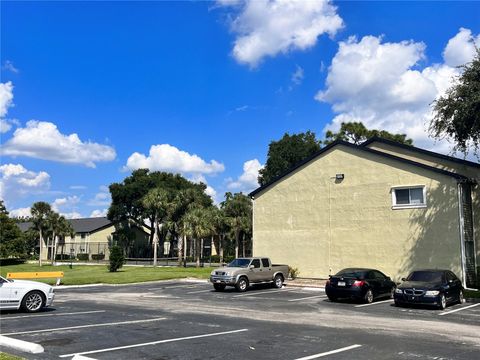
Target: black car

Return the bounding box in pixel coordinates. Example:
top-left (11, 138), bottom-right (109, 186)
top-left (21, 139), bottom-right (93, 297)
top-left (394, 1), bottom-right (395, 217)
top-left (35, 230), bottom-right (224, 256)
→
top-left (394, 269), bottom-right (464, 310)
top-left (326, 268), bottom-right (396, 304)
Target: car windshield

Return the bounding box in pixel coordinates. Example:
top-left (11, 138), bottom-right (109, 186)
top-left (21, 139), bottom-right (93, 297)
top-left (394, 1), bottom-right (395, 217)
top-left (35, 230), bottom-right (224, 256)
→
top-left (407, 271), bottom-right (443, 282)
top-left (335, 269), bottom-right (367, 279)
top-left (227, 259), bottom-right (251, 268)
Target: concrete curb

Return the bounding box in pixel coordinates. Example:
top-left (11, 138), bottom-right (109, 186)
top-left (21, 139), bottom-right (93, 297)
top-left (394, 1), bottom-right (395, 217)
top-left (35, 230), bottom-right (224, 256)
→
top-left (0, 335), bottom-right (44, 354)
top-left (55, 278), bottom-right (209, 289)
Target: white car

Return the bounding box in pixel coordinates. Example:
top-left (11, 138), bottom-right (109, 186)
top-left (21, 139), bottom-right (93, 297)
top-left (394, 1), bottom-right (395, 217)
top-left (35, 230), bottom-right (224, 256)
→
top-left (0, 276), bottom-right (55, 312)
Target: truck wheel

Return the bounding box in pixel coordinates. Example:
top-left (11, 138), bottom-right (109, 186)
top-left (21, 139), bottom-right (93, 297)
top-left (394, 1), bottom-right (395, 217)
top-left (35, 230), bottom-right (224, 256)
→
top-left (213, 284), bottom-right (226, 291)
top-left (21, 291), bottom-right (45, 313)
top-left (235, 277), bottom-right (249, 292)
top-left (273, 274), bottom-right (284, 288)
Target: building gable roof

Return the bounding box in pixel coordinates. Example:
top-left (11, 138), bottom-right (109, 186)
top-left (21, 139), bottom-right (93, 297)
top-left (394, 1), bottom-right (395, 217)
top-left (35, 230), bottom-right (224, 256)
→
top-left (17, 217), bottom-right (113, 234)
top-left (361, 136), bottom-right (480, 169)
top-left (249, 140), bottom-right (468, 198)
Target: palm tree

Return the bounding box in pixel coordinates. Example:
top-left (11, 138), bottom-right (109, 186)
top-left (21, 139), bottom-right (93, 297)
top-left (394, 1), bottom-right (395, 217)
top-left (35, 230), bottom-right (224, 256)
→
top-left (142, 188), bottom-right (171, 267)
top-left (46, 211), bottom-right (60, 265)
top-left (31, 202), bottom-right (52, 266)
top-left (53, 216), bottom-right (74, 265)
top-left (182, 207), bottom-right (213, 267)
top-left (221, 193), bottom-right (252, 258)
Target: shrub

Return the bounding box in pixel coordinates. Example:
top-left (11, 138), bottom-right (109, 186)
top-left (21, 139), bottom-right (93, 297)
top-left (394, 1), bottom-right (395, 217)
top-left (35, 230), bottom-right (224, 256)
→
top-left (77, 253), bottom-right (89, 261)
top-left (288, 266), bottom-right (299, 280)
top-left (109, 246), bottom-right (125, 272)
top-left (55, 254), bottom-right (70, 261)
top-left (91, 254), bottom-right (105, 261)
top-left (0, 258), bottom-right (26, 266)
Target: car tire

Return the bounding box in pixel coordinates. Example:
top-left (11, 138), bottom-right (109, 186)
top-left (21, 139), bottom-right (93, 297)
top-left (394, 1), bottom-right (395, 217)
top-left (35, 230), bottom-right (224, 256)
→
top-left (364, 289), bottom-right (374, 304)
top-left (327, 296), bottom-right (337, 302)
top-left (213, 284), bottom-right (226, 291)
top-left (457, 290), bottom-right (464, 304)
top-left (21, 290), bottom-right (45, 313)
top-left (235, 277), bottom-right (249, 292)
top-left (394, 300), bottom-right (401, 307)
top-left (272, 274), bottom-right (284, 289)
top-left (438, 294), bottom-right (447, 310)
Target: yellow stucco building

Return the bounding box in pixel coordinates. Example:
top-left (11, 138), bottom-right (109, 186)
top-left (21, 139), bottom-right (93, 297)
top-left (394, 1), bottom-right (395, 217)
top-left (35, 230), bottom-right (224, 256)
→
top-left (250, 138), bottom-right (479, 288)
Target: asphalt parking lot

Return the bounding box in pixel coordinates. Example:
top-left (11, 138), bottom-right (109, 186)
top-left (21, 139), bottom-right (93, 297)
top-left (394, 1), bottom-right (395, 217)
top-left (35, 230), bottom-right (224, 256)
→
top-left (1, 280), bottom-right (479, 359)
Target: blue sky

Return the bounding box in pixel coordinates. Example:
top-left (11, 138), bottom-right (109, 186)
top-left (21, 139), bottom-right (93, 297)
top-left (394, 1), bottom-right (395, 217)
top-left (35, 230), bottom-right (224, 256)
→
top-left (1, 0), bottom-right (479, 218)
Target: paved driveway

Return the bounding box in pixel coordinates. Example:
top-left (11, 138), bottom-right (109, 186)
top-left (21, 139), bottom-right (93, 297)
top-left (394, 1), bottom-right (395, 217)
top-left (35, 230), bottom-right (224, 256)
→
top-left (1, 280), bottom-right (479, 359)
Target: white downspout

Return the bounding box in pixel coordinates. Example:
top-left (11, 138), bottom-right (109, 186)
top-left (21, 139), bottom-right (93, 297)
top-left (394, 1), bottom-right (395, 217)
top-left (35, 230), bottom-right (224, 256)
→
top-left (251, 197), bottom-right (255, 257)
top-left (457, 183), bottom-right (467, 288)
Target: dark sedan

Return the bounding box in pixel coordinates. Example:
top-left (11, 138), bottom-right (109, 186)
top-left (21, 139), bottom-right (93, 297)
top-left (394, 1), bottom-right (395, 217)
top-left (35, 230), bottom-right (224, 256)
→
top-left (326, 268), bottom-right (396, 304)
top-left (394, 269), bottom-right (464, 310)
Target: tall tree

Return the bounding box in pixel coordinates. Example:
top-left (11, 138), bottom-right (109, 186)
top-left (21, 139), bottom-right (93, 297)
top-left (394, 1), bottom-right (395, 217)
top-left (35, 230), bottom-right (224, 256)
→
top-left (430, 49), bottom-right (480, 157)
top-left (182, 207), bottom-right (213, 267)
top-left (258, 131), bottom-right (322, 186)
top-left (142, 188), bottom-right (172, 267)
top-left (221, 192), bottom-right (252, 259)
top-left (0, 201), bottom-right (26, 258)
top-left (324, 122), bottom-right (413, 145)
top-left (46, 211), bottom-right (60, 265)
top-left (31, 202), bottom-right (52, 266)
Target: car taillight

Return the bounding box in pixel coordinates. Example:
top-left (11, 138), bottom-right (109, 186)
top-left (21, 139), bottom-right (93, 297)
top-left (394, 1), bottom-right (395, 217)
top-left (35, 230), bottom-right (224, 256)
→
top-left (326, 279), bottom-right (330, 286)
top-left (352, 280), bottom-right (365, 287)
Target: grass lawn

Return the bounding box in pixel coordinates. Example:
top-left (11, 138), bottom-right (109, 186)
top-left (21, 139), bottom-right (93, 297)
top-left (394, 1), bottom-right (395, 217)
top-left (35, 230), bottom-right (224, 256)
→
top-left (0, 263), bottom-right (213, 286)
top-left (0, 353), bottom-right (25, 360)
top-left (465, 289), bottom-right (480, 299)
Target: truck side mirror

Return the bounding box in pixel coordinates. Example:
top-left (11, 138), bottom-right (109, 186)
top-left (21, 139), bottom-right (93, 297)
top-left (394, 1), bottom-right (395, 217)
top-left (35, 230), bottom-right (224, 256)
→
top-left (249, 265), bottom-right (254, 269)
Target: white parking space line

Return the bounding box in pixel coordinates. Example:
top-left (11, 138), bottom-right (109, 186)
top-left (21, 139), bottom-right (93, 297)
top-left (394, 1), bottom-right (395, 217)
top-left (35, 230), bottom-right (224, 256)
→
top-left (355, 299), bottom-right (393, 308)
top-left (293, 344), bottom-right (362, 359)
top-left (0, 310), bottom-right (106, 320)
top-left (438, 303), bottom-right (480, 316)
top-left (1, 317), bottom-right (167, 336)
top-left (59, 329), bottom-right (248, 358)
top-left (187, 289), bottom-right (213, 294)
top-left (147, 284), bottom-right (199, 291)
top-left (288, 295), bottom-right (328, 302)
top-left (233, 288), bottom-right (296, 298)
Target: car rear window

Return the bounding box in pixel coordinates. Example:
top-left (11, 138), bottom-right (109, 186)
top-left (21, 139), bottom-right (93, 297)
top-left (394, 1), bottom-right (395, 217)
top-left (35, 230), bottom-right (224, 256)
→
top-left (336, 269), bottom-right (367, 279)
top-left (407, 271), bottom-right (443, 282)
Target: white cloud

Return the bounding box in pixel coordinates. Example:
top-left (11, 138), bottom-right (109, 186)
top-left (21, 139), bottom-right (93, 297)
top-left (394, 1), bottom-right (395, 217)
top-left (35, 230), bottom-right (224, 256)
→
top-left (9, 207), bottom-right (31, 218)
top-left (2, 60), bottom-right (19, 74)
top-left (90, 209), bottom-right (108, 218)
top-left (316, 29), bottom-right (479, 152)
top-left (1, 120), bottom-right (116, 167)
top-left (443, 28), bottom-right (480, 67)
top-left (87, 186), bottom-right (111, 207)
top-left (70, 185), bottom-right (87, 190)
top-left (0, 119), bottom-right (20, 134)
top-left (189, 174), bottom-right (218, 202)
top-left (51, 196), bottom-right (82, 219)
top-left (0, 163), bottom-right (51, 203)
top-left (125, 144), bottom-right (225, 175)
top-left (291, 65), bottom-right (304, 86)
top-left (0, 81), bottom-right (14, 118)
top-left (221, 0), bottom-right (343, 67)
top-left (61, 212), bottom-right (83, 219)
top-left (227, 159), bottom-right (263, 193)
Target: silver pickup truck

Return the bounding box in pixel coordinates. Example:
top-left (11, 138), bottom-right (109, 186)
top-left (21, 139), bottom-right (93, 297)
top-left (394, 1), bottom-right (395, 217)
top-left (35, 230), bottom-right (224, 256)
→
top-left (210, 257), bottom-right (289, 292)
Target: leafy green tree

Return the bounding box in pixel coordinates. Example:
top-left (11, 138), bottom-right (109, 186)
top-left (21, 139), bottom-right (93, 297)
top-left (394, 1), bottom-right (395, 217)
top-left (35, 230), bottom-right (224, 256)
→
top-left (108, 245), bottom-right (125, 272)
top-left (258, 131), bottom-right (322, 186)
top-left (31, 201), bottom-right (52, 266)
top-left (221, 193), bottom-right (252, 258)
top-left (142, 188), bottom-right (172, 266)
top-left (108, 169), bottom-right (211, 248)
top-left (0, 201), bottom-right (26, 258)
top-left (182, 207), bottom-right (213, 267)
top-left (430, 49), bottom-right (480, 157)
top-left (324, 122), bottom-right (413, 145)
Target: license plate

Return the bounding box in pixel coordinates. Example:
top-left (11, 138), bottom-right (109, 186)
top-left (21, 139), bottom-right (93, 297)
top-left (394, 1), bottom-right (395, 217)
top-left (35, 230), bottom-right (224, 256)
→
top-left (338, 281), bottom-right (346, 287)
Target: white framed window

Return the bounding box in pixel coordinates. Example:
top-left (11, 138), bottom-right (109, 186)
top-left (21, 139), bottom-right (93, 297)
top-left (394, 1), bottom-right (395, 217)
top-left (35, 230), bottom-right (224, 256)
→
top-left (391, 186), bottom-right (426, 209)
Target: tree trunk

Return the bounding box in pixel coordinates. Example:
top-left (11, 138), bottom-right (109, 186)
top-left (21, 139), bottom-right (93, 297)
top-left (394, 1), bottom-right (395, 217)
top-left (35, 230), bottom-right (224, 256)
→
top-left (39, 228), bottom-right (43, 267)
top-left (195, 238), bottom-right (201, 268)
top-left (153, 219), bottom-right (159, 267)
top-left (242, 232), bottom-right (246, 257)
top-left (51, 232), bottom-right (57, 265)
top-left (183, 234), bottom-right (187, 263)
top-left (177, 233), bottom-right (183, 267)
top-left (235, 230), bottom-right (240, 259)
top-left (219, 234), bottom-right (224, 264)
